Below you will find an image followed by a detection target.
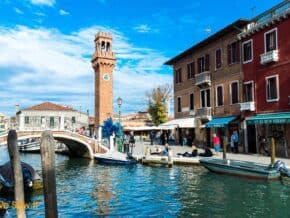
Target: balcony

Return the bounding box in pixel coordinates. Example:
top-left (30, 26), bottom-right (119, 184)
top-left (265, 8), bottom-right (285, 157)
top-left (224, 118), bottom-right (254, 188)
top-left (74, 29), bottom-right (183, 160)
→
top-left (195, 71), bottom-right (211, 87)
top-left (196, 107), bottom-right (212, 121)
top-left (240, 101), bottom-right (255, 111)
top-left (260, 50), bottom-right (278, 64)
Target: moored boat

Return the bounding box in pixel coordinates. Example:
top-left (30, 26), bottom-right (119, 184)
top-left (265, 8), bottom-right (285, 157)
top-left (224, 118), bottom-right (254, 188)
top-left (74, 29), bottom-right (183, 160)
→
top-left (199, 158), bottom-right (281, 181)
top-left (94, 151), bottom-right (137, 165)
top-left (0, 161), bottom-right (43, 194)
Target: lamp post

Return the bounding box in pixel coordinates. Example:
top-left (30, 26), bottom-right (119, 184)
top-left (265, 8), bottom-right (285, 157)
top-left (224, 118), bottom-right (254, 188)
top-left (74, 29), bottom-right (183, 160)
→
top-left (117, 97), bottom-right (122, 124)
top-left (117, 97), bottom-right (123, 152)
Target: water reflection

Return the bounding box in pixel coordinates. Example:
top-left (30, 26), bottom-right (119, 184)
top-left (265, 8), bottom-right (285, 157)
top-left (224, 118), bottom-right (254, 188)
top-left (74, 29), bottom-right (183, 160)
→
top-left (92, 168), bottom-right (114, 216)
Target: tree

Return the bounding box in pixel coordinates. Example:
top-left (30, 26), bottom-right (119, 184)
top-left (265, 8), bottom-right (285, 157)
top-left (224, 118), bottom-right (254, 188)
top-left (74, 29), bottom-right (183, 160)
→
top-left (146, 84), bottom-right (172, 126)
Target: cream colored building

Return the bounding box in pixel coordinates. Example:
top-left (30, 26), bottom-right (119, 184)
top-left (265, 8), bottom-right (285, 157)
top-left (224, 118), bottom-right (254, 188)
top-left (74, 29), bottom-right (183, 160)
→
top-left (16, 102), bottom-right (89, 131)
top-left (0, 113), bottom-right (9, 133)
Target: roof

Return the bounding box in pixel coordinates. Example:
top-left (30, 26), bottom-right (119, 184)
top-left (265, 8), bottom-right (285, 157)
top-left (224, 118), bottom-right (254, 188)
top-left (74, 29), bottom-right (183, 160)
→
top-left (164, 19), bottom-right (249, 65)
top-left (22, 102), bottom-right (75, 112)
top-left (158, 117), bottom-right (196, 129)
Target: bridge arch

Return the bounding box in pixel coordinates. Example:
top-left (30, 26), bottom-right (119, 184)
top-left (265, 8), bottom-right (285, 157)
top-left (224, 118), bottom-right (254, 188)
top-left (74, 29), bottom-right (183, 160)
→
top-left (0, 130), bottom-right (108, 159)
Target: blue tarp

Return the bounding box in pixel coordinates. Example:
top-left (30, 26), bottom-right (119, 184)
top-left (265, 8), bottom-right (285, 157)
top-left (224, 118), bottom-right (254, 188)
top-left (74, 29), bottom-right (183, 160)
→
top-left (205, 116), bottom-right (237, 128)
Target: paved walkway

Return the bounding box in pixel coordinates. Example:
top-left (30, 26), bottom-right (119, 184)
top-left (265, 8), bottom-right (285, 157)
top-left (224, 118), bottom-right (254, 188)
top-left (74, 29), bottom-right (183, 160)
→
top-left (131, 140), bottom-right (290, 167)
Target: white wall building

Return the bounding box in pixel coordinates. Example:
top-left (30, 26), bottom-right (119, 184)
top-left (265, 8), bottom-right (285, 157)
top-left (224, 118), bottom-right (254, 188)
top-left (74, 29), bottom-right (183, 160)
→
top-left (0, 113), bottom-right (9, 133)
top-left (16, 102), bottom-right (89, 131)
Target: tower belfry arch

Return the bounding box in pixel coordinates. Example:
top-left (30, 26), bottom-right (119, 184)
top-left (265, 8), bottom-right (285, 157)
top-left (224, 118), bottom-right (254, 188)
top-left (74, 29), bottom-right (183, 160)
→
top-left (91, 32), bottom-right (116, 127)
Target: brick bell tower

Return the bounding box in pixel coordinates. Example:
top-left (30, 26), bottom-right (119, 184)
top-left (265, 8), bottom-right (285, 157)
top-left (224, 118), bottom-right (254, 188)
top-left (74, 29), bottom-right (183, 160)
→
top-left (91, 32), bottom-right (116, 127)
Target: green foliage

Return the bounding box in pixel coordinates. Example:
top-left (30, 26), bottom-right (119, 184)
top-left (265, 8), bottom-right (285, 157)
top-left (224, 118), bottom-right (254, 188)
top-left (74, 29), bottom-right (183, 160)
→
top-left (146, 84), bottom-right (172, 126)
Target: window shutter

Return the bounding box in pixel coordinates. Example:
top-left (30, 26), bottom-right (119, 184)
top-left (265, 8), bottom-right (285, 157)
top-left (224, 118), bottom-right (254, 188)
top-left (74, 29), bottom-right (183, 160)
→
top-left (197, 58), bottom-right (201, 73)
top-left (187, 64), bottom-right (190, 79)
top-left (192, 62), bottom-right (195, 75)
top-left (227, 44), bottom-right (231, 65)
top-left (236, 42), bottom-right (240, 63)
top-left (205, 54), bottom-right (210, 71)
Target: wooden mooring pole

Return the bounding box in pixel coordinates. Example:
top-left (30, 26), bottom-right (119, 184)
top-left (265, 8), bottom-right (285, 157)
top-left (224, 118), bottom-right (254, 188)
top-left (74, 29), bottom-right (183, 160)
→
top-left (271, 137), bottom-right (276, 166)
top-left (40, 131), bottom-right (58, 218)
top-left (7, 130), bottom-right (26, 218)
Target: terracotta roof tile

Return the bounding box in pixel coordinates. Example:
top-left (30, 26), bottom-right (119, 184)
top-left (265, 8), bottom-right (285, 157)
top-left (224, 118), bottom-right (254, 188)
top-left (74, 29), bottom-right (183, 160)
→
top-left (23, 102), bottom-right (75, 112)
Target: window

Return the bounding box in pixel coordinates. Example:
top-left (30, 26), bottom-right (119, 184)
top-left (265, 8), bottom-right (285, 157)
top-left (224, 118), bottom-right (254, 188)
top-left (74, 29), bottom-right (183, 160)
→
top-left (215, 49), bottom-right (222, 69)
top-left (177, 97), bottom-right (181, 112)
top-left (243, 82), bottom-right (254, 102)
top-left (200, 89), bottom-right (211, 108)
top-left (242, 40), bottom-right (253, 63)
top-left (189, 93), bottom-right (194, 110)
top-left (175, 68), bottom-right (182, 84)
top-left (216, 85), bottom-right (223, 106)
top-left (266, 75), bottom-right (279, 101)
top-left (228, 41), bottom-right (240, 64)
top-left (187, 62), bottom-right (195, 79)
top-left (24, 116), bottom-right (29, 124)
top-left (230, 82), bottom-right (239, 104)
top-left (197, 54), bottom-right (210, 73)
top-left (72, 116), bottom-right (76, 124)
top-left (265, 28), bottom-right (277, 52)
top-left (49, 117), bottom-right (55, 128)
top-left (41, 116), bottom-right (45, 124)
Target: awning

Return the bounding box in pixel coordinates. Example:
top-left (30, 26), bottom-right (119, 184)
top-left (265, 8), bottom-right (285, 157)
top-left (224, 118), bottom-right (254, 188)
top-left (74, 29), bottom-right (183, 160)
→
top-left (205, 116), bottom-right (237, 128)
top-left (158, 118), bottom-right (196, 129)
top-left (246, 112), bottom-right (290, 125)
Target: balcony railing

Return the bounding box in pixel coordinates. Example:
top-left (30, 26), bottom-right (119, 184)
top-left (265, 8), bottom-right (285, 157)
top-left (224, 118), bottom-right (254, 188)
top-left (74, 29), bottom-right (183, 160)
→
top-left (260, 50), bottom-right (278, 64)
top-left (195, 71), bottom-right (211, 86)
top-left (196, 107), bottom-right (212, 120)
top-left (240, 101), bottom-right (255, 111)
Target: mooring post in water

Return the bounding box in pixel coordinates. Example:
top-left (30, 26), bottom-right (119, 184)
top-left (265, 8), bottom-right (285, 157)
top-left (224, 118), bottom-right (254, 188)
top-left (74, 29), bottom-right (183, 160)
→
top-left (40, 131), bottom-right (58, 218)
top-left (7, 130), bottom-right (26, 218)
top-left (168, 148), bottom-right (173, 168)
top-left (223, 142), bottom-right (227, 160)
top-left (271, 137), bottom-right (276, 165)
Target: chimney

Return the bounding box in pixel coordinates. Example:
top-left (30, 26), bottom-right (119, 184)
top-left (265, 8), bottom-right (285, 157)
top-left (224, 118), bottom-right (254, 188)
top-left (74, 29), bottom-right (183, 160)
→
top-left (15, 104), bottom-right (20, 114)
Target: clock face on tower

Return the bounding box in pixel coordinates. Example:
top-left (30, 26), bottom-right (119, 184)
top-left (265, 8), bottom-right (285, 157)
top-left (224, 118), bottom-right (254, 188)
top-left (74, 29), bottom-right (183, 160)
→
top-left (102, 73), bottom-right (110, 81)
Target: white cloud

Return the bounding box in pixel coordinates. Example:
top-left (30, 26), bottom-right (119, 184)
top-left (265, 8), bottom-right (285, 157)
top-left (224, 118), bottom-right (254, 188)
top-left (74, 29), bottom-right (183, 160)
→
top-left (29, 0), bottom-right (55, 7)
top-left (134, 24), bottom-right (151, 33)
top-left (0, 25), bottom-right (171, 116)
top-left (59, 9), bottom-right (70, 16)
top-left (14, 8), bottom-right (24, 14)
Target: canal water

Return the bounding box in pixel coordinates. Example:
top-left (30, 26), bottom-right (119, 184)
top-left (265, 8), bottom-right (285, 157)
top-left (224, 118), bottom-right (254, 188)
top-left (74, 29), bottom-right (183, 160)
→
top-left (1, 147), bottom-right (290, 217)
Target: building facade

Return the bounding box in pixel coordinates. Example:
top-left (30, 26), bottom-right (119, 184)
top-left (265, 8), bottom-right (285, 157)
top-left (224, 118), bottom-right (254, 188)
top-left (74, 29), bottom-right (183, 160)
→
top-left (91, 32), bottom-right (116, 127)
top-left (16, 102), bottom-right (89, 131)
top-left (0, 113), bottom-right (9, 133)
top-left (165, 20), bottom-right (248, 147)
top-left (239, 1), bottom-right (290, 157)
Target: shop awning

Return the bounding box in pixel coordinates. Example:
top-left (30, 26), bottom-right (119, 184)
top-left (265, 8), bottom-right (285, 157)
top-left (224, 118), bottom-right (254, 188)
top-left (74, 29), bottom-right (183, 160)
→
top-left (246, 112), bottom-right (290, 125)
top-left (158, 118), bottom-right (196, 129)
top-left (205, 116), bottom-right (237, 128)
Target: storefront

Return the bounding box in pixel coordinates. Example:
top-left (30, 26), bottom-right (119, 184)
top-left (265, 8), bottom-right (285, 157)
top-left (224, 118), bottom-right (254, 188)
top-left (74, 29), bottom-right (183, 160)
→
top-left (158, 118), bottom-right (196, 145)
top-left (246, 112), bottom-right (290, 158)
top-left (205, 116), bottom-right (239, 150)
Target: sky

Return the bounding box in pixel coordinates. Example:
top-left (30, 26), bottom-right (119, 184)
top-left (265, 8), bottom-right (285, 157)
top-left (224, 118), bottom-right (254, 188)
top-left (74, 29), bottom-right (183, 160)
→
top-left (0, 0), bottom-right (282, 117)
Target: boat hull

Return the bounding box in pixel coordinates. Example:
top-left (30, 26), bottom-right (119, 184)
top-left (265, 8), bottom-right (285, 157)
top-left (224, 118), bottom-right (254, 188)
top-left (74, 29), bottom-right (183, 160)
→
top-left (200, 158), bottom-right (281, 181)
top-left (95, 156), bottom-right (137, 165)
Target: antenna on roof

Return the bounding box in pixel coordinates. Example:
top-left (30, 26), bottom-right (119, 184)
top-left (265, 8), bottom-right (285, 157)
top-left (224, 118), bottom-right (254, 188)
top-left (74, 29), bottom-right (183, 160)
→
top-left (250, 6), bottom-right (256, 18)
top-left (204, 27), bottom-right (212, 35)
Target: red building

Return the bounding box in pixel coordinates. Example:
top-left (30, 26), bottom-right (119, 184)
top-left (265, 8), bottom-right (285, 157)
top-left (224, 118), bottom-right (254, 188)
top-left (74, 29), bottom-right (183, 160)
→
top-left (239, 1), bottom-right (290, 157)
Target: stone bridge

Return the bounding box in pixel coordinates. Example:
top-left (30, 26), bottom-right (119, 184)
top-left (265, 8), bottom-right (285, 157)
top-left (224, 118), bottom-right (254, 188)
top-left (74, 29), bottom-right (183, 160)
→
top-left (0, 130), bottom-right (108, 159)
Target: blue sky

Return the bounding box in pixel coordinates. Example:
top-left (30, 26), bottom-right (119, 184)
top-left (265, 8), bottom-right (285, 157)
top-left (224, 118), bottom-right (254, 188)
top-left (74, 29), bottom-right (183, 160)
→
top-left (0, 0), bottom-right (282, 117)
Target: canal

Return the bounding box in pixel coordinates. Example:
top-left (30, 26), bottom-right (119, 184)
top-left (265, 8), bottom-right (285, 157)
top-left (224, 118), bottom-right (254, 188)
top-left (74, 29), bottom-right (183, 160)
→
top-left (1, 147), bottom-right (290, 217)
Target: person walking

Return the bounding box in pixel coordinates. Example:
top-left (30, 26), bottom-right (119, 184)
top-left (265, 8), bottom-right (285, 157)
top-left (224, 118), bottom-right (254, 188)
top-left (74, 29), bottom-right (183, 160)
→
top-left (231, 130), bottom-right (239, 153)
top-left (149, 131), bottom-right (155, 146)
top-left (212, 133), bottom-right (221, 153)
top-left (259, 135), bottom-right (269, 155)
top-left (129, 131), bottom-right (135, 154)
top-left (123, 132), bottom-right (130, 153)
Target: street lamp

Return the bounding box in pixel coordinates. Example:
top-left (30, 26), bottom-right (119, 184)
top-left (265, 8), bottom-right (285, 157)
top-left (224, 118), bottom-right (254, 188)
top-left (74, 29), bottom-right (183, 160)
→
top-left (117, 97), bottom-right (122, 124)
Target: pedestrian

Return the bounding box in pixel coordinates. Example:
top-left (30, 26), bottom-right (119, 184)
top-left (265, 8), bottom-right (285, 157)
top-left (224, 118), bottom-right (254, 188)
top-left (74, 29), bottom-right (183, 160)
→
top-left (160, 131), bottom-right (166, 145)
top-left (149, 130), bottom-right (155, 146)
top-left (231, 130), bottom-right (239, 153)
top-left (129, 131), bottom-right (135, 154)
top-left (123, 132), bottom-right (130, 153)
top-left (259, 135), bottom-right (269, 155)
top-left (212, 133), bottom-right (221, 153)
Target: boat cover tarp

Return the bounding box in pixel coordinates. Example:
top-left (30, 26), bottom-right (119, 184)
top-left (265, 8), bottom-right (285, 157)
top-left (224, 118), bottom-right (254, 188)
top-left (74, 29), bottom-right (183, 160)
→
top-left (246, 112), bottom-right (290, 125)
top-left (205, 116), bottom-right (237, 128)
